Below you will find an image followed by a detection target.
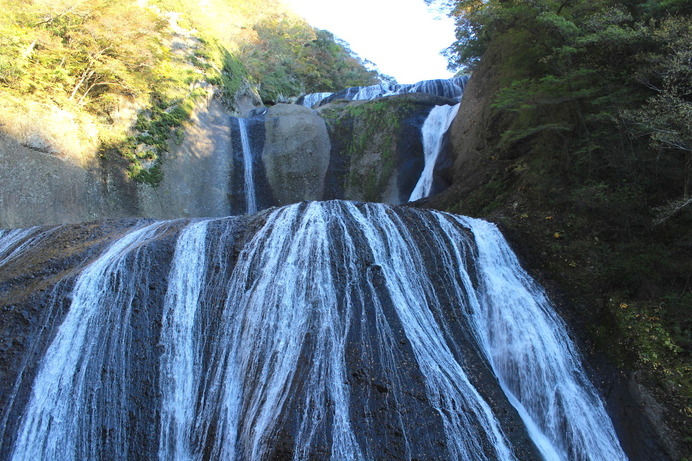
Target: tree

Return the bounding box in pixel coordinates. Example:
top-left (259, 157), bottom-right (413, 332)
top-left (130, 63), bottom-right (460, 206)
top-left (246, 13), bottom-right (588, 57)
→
top-left (0, 0), bottom-right (166, 109)
top-left (240, 15), bottom-right (381, 102)
top-left (624, 16), bottom-right (691, 198)
top-left (439, 0), bottom-right (692, 194)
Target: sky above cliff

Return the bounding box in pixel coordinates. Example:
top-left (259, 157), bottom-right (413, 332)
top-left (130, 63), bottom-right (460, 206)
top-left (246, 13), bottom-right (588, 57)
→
top-left (282, 0), bottom-right (456, 84)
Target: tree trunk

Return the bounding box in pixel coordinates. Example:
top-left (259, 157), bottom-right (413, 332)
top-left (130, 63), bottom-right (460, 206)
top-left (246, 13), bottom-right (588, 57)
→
top-left (69, 65), bottom-right (95, 101)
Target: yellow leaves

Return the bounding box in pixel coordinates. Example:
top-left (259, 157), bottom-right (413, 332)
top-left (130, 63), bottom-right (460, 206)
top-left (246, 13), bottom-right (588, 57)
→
top-left (610, 298), bottom-right (684, 376)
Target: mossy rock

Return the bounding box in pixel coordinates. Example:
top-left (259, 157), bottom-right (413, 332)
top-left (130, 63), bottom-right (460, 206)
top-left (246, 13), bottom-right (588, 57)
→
top-left (319, 93), bottom-right (455, 203)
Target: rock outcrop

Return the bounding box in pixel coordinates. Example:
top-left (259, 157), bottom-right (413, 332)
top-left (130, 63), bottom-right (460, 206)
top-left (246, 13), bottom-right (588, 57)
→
top-left (0, 97), bottom-right (237, 228)
top-left (262, 104), bottom-right (331, 205)
top-left (0, 84), bottom-right (460, 227)
top-left (320, 93), bottom-right (455, 204)
top-left (138, 98), bottom-right (235, 219)
top-left (0, 133), bottom-right (116, 228)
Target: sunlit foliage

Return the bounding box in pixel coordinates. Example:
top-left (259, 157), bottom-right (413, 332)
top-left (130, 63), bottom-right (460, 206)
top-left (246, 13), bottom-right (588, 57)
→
top-left (241, 16), bottom-right (380, 102)
top-left (0, 0), bottom-right (381, 183)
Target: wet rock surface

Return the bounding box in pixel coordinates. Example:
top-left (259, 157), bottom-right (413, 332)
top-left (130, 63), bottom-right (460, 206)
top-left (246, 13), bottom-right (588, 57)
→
top-left (0, 204), bottom-right (553, 460)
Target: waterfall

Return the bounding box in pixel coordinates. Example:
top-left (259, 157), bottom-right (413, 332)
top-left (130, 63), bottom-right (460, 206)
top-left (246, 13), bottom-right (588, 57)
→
top-left (9, 221), bottom-right (173, 460)
top-left (408, 78), bottom-right (469, 99)
top-left (0, 227), bottom-right (55, 268)
top-left (2, 202), bottom-right (627, 460)
top-left (441, 215), bottom-right (628, 461)
top-left (158, 220), bottom-right (209, 461)
top-left (352, 83), bottom-right (399, 100)
top-left (0, 229), bottom-right (36, 264)
top-left (235, 118), bottom-right (258, 214)
top-left (298, 92), bottom-right (333, 108)
top-left (301, 76), bottom-right (469, 108)
top-left (409, 103), bottom-right (460, 201)
top-left (345, 203), bottom-right (515, 461)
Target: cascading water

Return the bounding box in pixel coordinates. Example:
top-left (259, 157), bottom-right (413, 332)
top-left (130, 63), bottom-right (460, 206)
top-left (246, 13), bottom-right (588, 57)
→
top-left (301, 76), bottom-right (469, 108)
top-left (409, 103), bottom-right (460, 201)
top-left (158, 220), bottom-right (210, 460)
top-left (8, 221), bottom-right (173, 460)
top-left (439, 215), bottom-right (628, 461)
top-left (235, 118), bottom-right (258, 214)
top-left (297, 92), bottom-right (333, 108)
top-left (0, 227), bottom-right (55, 268)
top-left (0, 201), bottom-right (628, 460)
top-left (407, 77), bottom-right (469, 98)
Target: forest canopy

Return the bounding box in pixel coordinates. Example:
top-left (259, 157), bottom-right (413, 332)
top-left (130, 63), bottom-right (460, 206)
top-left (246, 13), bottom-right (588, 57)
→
top-left (433, 0), bottom-right (690, 205)
top-left (431, 0), bottom-right (691, 423)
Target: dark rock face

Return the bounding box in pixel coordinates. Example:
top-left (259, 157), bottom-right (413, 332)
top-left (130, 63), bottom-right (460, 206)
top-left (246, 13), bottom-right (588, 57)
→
top-left (0, 202), bottom-right (627, 460)
top-left (0, 220), bottom-right (164, 455)
top-left (429, 124), bottom-right (457, 198)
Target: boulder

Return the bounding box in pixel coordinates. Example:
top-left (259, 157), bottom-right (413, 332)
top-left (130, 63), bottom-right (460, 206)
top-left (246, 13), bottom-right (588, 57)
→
top-left (261, 104), bottom-right (331, 205)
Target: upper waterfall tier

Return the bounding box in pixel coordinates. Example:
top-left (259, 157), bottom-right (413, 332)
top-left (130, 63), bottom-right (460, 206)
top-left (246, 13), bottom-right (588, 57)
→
top-left (0, 77), bottom-right (468, 228)
top-left (297, 76), bottom-right (469, 108)
top-left (0, 201), bottom-right (627, 460)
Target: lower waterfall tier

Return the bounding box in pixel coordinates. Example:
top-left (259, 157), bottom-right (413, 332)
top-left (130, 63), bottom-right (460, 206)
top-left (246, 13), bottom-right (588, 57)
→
top-left (0, 201), bottom-right (626, 460)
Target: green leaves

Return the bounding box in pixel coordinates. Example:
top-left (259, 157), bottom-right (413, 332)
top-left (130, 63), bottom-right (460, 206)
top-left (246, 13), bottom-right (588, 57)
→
top-left (0, 0), bottom-right (260, 183)
top-left (445, 0), bottom-right (690, 174)
top-left (537, 11), bottom-right (580, 39)
top-left (240, 16), bottom-right (380, 102)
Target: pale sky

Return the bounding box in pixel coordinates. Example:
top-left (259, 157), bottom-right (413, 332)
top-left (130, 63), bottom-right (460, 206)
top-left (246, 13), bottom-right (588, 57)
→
top-left (281, 0), bottom-right (457, 84)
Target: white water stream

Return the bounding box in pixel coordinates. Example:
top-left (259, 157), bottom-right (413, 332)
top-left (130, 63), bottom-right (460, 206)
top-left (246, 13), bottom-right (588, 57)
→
top-left (409, 103), bottom-right (460, 201)
top-left (0, 228), bottom-right (55, 268)
top-left (4, 202), bottom-right (627, 461)
top-left (10, 222), bottom-right (171, 460)
top-left (300, 76), bottom-right (469, 107)
top-left (236, 118), bottom-right (258, 214)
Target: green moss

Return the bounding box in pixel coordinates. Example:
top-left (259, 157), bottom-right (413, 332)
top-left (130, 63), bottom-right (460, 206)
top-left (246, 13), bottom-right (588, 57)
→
top-left (322, 97), bottom-right (426, 201)
top-left (115, 37), bottom-right (248, 186)
top-left (203, 42), bottom-right (248, 102)
top-left (338, 100), bottom-right (403, 201)
top-left (606, 297), bottom-right (690, 401)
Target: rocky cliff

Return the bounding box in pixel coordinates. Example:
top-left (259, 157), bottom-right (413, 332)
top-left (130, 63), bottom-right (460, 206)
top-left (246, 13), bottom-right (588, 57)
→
top-left (1, 90), bottom-right (454, 227)
top-left (1, 15), bottom-right (686, 454)
top-left (0, 98), bottom-right (239, 227)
